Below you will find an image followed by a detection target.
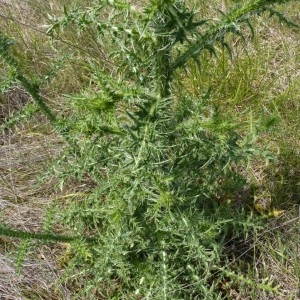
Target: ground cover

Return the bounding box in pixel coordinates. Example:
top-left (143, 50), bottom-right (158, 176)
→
top-left (0, 0), bottom-right (299, 299)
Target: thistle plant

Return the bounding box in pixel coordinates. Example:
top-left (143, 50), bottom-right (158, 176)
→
top-left (0, 0), bottom-right (298, 298)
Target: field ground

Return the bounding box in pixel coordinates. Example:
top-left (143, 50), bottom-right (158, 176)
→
top-left (0, 0), bottom-right (299, 299)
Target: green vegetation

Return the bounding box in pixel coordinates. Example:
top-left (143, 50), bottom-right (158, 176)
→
top-left (0, 0), bottom-right (299, 299)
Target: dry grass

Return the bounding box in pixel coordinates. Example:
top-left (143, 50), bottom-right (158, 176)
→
top-left (0, 247), bottom-right (72, 300)
top-left (0, 70), bottom-right (68, 298)
top-left (0, 118), bottom-right (71, 298)
top-left (0, 0), bottom-right (299, 299)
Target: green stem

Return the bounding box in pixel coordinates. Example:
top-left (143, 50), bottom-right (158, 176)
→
top-left (16, 74), bottom-right (57, 123)
top-left (155, 4), bottom-right (173, 100)
top-left (171, 0), bottom-right (292, 70)
top-left (0, 34), bottom-right (81, 155)
top-left (0, 224), bottom-right (97, 244)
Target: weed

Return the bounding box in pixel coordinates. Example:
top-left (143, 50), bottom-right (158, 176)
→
top-left (0, 0), bottom-right (299, 299)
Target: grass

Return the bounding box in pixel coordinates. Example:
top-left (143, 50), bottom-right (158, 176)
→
top-left (0, 0), bottom-right (299, 299)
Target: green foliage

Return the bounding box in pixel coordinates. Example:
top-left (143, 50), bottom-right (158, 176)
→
top-left (0, 0), bottom-right (298, 298)
top-left (0, 34), bottom-right (56, 123)
top-left (0, 223), bottom-right (96, 243)
top-left (0, 102), bottom-right (38, 131)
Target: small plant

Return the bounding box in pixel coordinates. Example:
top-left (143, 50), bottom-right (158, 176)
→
top-left (0, 0), bottom-right (298, 298)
